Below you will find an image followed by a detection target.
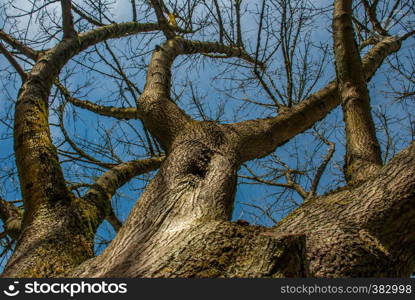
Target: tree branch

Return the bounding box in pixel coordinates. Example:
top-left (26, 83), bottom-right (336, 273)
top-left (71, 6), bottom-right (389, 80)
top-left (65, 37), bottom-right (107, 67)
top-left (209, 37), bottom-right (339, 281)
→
top-left (0, 198), bottom-right (23, 240)
top-left (240, 164), bottom-right (308, 199)
top-left (0, 30), bottom-right (38, 60)
top-left (72, 4), bottom-right (105, 27)
top-left (0, 43), bottom-right (27, 81)
top-left (333, 0), bottom-right (382, 183)
top-left (107, 209), bottom-right (122, 232)
top-left (361, 0), bottom-right (389, 36)
top-left (11, 22), bottom-right (162, 243)
top-left (42, 22), bottom-right (161, 80)
top-left (57, 101), bottom-right (119, 169)
top-left (180, 38), bottom-right (264, 67)
top-left (138, 36), bottom-right (264, 151)
top-left (149, 0), bottom-right (175, 39)
top-left (56, 80), bottom-right (140, 120)
top-left (309, 134), bottom-right (335, 197)
top-left (230, 35), bottom-right (402, 163)
top-left (60, 0), bottom-right (77, 39)
top-left (0, 198), bottom-right (20, 226)
top-left (82, 156), bottom-right (164, 213)
top-left (130, 0), bottom-right (138, 22)
top-left (234, 0), bottom-right (244, 48)
top-left (212, 0), bottom-right (225, 44)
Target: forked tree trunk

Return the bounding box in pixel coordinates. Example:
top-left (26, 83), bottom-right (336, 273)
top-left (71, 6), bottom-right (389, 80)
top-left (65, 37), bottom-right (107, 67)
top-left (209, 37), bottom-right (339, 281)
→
top-left (68, 122), bottom-right (308, 277)
top-left (67, 127), bottom-right (415, 278)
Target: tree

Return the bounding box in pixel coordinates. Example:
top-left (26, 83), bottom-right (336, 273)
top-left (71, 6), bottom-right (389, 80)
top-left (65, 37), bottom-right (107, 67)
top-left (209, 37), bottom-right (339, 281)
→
top-left (0, 0), bottom-right (414, 277)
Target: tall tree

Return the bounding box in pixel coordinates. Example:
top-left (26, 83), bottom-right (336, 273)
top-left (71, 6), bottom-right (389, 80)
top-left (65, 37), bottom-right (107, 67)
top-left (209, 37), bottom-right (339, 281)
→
top-left (0, 0), bottom-right (414, 277)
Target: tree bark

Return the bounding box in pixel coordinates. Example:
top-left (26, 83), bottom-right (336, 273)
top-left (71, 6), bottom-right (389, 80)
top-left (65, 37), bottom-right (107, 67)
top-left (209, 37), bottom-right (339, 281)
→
top-left (69, 121), bottom-right (310, 277)
top-left (333, 0), bottom-right (382, 184)
top-left (3, 22), bottom-right (162, 277)
top-left (66, 137), bottom-right (415, 278)
top-left (274, 142), bottom-right (415, 277)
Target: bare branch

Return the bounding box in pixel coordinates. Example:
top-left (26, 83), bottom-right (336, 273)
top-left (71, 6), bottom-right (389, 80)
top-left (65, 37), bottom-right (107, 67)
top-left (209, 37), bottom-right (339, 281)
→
top-left (333, 0), bottom-right (382, 183)
top-left (138, 36), bottom-right (264, 150)
top-left (149, 0), bottom-right (175, 39)
top-left (0, 43), bottom-right (27, 81)
top-left (131, 0), bottom-right (138, 22)
top-left (107, 210), bottom-right (122, 232)
top-left (362, 0), bottom-right (389, 36)
top-left (230, 35), bottom-right (401, 163)
top-left (399, 30), bottom-right (415, 41)
top-left (383, 0), bottom-right (402, 30)
top-left (238, 201), bottom-right (279, 224)
top-left (72, 4), bottom-right (105, 27)
top-left (0, 198), bottom-right (20, 225)
top-left (240, 164), bottom-right (308, 199)
top-left (254, 70), bottom-right (285, 109)
top-left (0, 198), bottom-right (23, 240)
top-left (234, 0), bottom-right (244, 48)
top-left (60, 0), bottom-right (77, 39)
top-left (212, 0), bottom-right (225, 44)
top-left (142, 37), bottom-right (261, 100)
top-left (0, 29), bottom-right (38, 60)
top-left (56, 80), bottom-right (140, 120)
top-left (101, 42), bottom-right (142, 98)
top-left (180, 38), bottom-right (264, 67)
top-left (57, 102), bottom-right (118, 169)
top-left (44, 22), bottom-right (161, 79)
top-left (10, 22), bottom-right (163, 248)
top-left (284, 170), bottom-right (308, 200)
top-left (309, 134), bottom-right (335, 197)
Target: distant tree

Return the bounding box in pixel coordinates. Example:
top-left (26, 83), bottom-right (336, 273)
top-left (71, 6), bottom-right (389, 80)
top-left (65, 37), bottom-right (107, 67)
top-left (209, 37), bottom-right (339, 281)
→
top-left (0, 0), bottom-right (414, 277)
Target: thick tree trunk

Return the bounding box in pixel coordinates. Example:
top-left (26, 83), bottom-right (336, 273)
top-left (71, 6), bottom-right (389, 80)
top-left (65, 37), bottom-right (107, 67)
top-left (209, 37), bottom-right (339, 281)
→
top-left (67, 132), bottom-right (415, 277)
top-left (2, 22), bottom-right (162, 278)
top-left (4, 75), bottom-right (415, 279)
top-left (3, 64), bottom-right (101, 277)
top-left (69, 121), bottom-right (308, 277)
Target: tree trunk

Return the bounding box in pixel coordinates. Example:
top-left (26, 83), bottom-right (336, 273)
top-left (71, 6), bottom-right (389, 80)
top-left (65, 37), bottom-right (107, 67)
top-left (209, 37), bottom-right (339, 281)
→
top-left (274, 142), bottom-right (415, 277)
top-left (68, 122), bottom-right (305, 277)
top-left (4, 73), bottom-right (103, 277)
top-left (67, 129), bottom-right (415, 277)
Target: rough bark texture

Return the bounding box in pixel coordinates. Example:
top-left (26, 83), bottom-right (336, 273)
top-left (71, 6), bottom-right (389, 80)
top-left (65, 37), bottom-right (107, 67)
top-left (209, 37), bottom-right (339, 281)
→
top-left (7, 58), bottom-right (91, 277)
top-left (274, 142), bottom-right (415, 277)
top-left (68, 141), bottom-right (415, 278)
top-left (3, 21), bottom-right (163, 277)
top-left (333, 0), bottom-right (382, 184)
top-left (68, 121), bottom-right (308, 278)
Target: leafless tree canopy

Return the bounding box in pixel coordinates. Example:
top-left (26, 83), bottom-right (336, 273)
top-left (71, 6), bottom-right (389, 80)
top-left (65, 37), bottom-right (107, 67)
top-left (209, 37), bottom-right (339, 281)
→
top-left (0, 0), bottom-right (414, 277)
